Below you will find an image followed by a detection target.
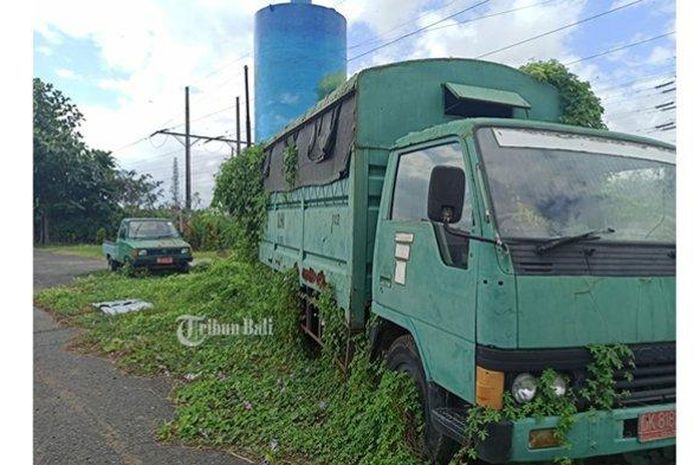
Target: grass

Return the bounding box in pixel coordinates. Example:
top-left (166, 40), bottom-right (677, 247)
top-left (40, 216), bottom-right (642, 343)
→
top-left (40, 243), bottom-right (103, 259)
top-left (38, 244), bottom-right (230, 262)
top-left (33, 250), bottom-right (674, 465)
top-left (35, 255), bottom-right (426, 465)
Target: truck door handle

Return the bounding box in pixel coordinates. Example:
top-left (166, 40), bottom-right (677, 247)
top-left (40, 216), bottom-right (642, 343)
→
top-left (379, 275), bottom-right (392, 288)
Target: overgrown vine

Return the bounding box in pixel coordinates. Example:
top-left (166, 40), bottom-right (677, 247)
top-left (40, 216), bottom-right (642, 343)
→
top-left (452, 344), bottom-right (635, 465)
top-left (283, 144), bottom-right (299, 187)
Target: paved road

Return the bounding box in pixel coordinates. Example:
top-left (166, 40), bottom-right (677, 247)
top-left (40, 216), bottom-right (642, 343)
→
top-left (34, 249), bottom-right (248, 465)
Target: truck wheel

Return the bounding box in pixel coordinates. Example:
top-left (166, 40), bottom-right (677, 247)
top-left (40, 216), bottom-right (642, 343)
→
top-left (107, 258), bottom-right (119, 271)
top-left (385, 335), bottom-right (458, 465)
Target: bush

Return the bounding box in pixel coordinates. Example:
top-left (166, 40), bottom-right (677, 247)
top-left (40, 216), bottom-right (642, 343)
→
top-left (212, 146), bottom-right (268, 259)
top-left (520, 59), bottom-right (606, 129)
top-left (182, 210), bottom-right (237, 251)
top-left (95, 227), bottom-right (107, 244)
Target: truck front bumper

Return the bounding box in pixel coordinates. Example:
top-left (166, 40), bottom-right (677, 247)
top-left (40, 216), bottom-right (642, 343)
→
top-left (433, 403), bottom-right (675, 463)
top-left (132, 255), bottom-right (193, 269)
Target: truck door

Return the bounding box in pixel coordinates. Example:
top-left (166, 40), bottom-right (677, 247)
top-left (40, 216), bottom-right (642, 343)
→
top-left (117, 223), bottom-right (127, 262)
top-left (373, 139), bottom-right (479, 400)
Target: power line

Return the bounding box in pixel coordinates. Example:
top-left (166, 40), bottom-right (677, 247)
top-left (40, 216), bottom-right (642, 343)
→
top-left (476, 0), bottom-right (647, 59)
top-left (601, 78), bottom-right (675, 100)
top-left (593, 70), bottom-right (676, 93)
top-left (602, 86), bottom-right (675, 106)
top-left (564, 31), bottom-right (675, 66)
top-left (347, 0), bottom-right (465, 50)
top-left (348, 0), bottom-right (490, 62)
top-left (425, 0), bottom-right (561, 34)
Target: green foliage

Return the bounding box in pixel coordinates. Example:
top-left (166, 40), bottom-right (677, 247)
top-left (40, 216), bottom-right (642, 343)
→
top-left (182, 210), bottom-right (238, 251)
top-left (283, 144), bottom-right (299, 188)
top-left (315, 287), bottom-right (350, 364)
top-left (33, 78), bottom-right (162, 244)
top-left (35, 256), bottom-right (427, 465)
top-left (212, 146), bottom-right (269, 259)
top-left (316, 72), bottom-right (346, 101)
top-left (581, 344), bottom-right (635, 410)
top-left (520, 60), bottom-right (606, 130)
top-left (95, 227), bottom-right (107, 245)
top-left (455, 345), bottom-right (635, 464)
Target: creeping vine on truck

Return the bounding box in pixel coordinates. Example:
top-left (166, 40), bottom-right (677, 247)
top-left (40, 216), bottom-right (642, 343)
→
top-left (452, 344), bottom-right (635, 465)
top-left (283, 144), bottom-right (299, 187)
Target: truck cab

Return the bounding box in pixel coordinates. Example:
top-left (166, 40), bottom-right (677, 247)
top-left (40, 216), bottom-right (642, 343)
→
top-left (372, 118), bottom-right (675, 463)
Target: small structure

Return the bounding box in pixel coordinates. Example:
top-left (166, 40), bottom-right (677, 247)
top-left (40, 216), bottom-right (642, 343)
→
top-left (92, 299), bottom-right (153, 316)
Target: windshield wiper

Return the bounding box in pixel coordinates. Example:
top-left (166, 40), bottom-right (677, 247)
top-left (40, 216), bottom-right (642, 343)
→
top-left (535, 227), bottom-right (615, 255)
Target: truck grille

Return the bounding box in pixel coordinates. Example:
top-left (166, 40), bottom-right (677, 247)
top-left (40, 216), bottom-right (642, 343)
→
top-left (616, 343), bottom-right (675, 406)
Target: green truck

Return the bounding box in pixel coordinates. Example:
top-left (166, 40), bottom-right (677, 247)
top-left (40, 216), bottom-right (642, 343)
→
top-left (259, 59), bottom-right (675, 463)
top-left (103, 218), bottom-right (193, 272)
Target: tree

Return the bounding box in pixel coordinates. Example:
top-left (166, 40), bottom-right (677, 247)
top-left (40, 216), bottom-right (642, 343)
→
top-left (113, 169), bottom-right (163, 212)
top-left (520, 59), bottom-right (606, 130)
top-left (33, 78), bottom-right (87, 243)
top-left (316, 72), bottom-right (346, 101)
top-left (34, 78), bottom-right (163, 243)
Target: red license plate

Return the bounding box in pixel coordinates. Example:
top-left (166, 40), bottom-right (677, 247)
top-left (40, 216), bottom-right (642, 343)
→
top-left (638, 410), bottom-right (675, 442)
top-left (156, 257), bottom-right (173, 264)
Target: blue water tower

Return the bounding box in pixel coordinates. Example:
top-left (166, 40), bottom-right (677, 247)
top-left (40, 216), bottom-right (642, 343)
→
top-left (254, 0), bottom-right (347, 142)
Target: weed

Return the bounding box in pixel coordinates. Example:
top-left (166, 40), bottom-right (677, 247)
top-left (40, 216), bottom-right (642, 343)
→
top-left (35, 255), bottom-right (427, 465)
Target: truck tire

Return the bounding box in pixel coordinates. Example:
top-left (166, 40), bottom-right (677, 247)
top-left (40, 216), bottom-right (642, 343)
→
top-left (385, 335), bottom-right (458, 465)
top-left (107, 257), bottom-right (120, 271)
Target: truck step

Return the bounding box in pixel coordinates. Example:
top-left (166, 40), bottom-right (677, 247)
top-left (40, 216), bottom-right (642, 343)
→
top-left (431, 407), bottom-right (467, 441)
top-left (431, 407), bottom-right (513, 464)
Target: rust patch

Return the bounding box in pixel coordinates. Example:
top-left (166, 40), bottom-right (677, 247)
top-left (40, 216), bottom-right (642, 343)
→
top-left (302, 267), bottom-right (327, 287)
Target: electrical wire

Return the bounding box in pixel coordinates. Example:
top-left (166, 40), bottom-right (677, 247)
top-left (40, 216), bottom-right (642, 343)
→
top-left (564, 31), bottom-right (675, 66)
top-left (476, 0), bottom-right (647, 59)
top-left (348, 0), bottom-right (490, 62)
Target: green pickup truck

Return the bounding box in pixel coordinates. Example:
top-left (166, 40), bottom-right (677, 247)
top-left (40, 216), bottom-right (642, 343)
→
top-left (103, 218), bottom-right (193, 272)
top-left (259, 59), bottom-right (675, 463)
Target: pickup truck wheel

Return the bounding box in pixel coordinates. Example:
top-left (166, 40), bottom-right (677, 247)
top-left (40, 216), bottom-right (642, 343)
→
top-left (107, 258), bottom-right (120, 271)
top-left (385, 335), bottom-right (458, 465)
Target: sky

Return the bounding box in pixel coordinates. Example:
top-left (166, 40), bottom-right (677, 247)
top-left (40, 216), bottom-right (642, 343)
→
top-left (33, 0), bottom-right (676, 206)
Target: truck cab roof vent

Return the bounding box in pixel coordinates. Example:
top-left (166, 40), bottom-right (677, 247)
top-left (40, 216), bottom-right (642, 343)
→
top-left (443, 82), bottom-right (531, 119)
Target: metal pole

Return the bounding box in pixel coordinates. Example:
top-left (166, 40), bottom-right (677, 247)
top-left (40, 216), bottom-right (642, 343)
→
top-left (236, 96), bottom-right (241, 155)
top-left (185, 86), bottom-right (191, 210)
top-left (244, 65), bottom-right (252, 147)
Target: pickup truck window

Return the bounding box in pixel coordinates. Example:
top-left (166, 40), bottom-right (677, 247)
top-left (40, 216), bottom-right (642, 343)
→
top-left (391, 142), bottom-right (473, 230)
top-left (477, 127), bottom-right (676, 242)
top-left (127, 220), bottom-right (180, 240)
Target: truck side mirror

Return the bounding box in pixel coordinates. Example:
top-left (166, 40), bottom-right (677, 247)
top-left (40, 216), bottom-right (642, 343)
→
top-left (427, 166), bottom-right (465, 224)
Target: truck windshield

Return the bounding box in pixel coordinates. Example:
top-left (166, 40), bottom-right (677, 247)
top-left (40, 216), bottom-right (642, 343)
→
top-left (476, 127), bottom-right (676, 243)
top-left (128, 220), bottom-right (180, 239)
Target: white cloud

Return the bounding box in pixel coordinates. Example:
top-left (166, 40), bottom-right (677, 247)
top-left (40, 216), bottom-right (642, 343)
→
top-left (36, 45), bottom-right (52, 56)
top-left (34, 0), bottom-right (676, 204)
top-left (55, 68), bottom-right (78, 80)
top-left (646, 45), bottom-right (674, 65)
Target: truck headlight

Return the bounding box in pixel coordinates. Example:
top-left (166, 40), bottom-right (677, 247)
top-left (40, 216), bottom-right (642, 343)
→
top-left (181, 248), bottom-right (190, 255)
top-left (137, 249), bottom-right (148, 256)
top-left (512, 373), bottom-right (537, 403)
top-left (550, 374), bottom-right (568, 397)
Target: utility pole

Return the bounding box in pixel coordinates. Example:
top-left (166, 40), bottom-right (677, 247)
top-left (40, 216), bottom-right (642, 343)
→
top-left (236, 96), bottom-right (241, 155)
top-left (185, 86), bottom-right (191, 211)
top-left (244, 65), bottom-right (252, 147)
